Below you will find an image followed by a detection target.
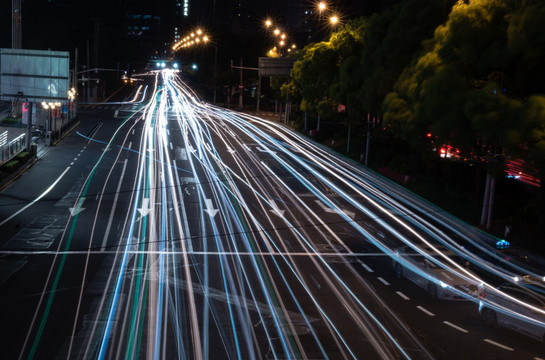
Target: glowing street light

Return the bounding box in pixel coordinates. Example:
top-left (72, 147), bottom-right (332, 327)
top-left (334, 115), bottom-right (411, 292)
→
top-left (318, 2), bottom-right (326, 12)
top-left (265, 19), bottom-right (272, 28)
top-left (330, 15), bottom-right (339, 25)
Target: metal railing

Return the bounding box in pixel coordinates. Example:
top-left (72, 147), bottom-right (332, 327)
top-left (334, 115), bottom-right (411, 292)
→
top-left (0, 133), bottom-right (26, 166)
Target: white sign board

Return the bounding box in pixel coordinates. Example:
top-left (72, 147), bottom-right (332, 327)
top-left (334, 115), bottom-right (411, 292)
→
top-left (0, 48), bottom-right (70, 102)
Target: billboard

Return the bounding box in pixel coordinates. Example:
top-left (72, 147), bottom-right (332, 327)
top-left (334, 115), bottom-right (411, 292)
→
top-left (258, 57), bottom-right (295, 77)
top-left (0, 48), bottom-right (70, 102)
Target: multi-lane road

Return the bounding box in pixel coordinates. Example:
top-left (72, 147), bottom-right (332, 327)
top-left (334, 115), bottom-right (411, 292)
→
top-left (0, 70), bottom-right (543, 359)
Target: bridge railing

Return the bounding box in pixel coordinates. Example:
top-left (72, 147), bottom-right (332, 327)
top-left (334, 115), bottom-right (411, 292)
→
top-left (0, 133), bottom-right (26, 166)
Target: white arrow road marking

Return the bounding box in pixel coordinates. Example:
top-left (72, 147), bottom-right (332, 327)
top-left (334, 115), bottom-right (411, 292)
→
top-left (268, 200), bottom-right (285, 218)
top-left (138, 198), bottom-right (152, 217)
top-left (226, 146), bottom-right (236, 154)
top-left (204, 198), bottom-right (219, 218)
top-left (314, 200), bottom-right (355, 219)
top-left (175, 146), bottom-right (188, 160)
top-left (69, 197), bottom-right (86, 216)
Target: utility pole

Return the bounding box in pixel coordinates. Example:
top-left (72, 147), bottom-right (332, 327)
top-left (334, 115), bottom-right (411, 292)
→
top-left (230, 60), bottom-right (259, 110)
top-left (239, 58), bottom-right (243, 109)
top-left (365, 114), bottom-right (371, 167)
top-left (213, 45), bottom-right (218, 104)
top-left (25, 101), bottom-right (32, 152)
top-left (73, 48), bottom-right (78, 101)
top-left (12, 0), bottom-right (22, 49)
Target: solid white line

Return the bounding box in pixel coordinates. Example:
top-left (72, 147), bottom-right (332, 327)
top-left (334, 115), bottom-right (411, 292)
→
top-left (417, 306), bottom-right (435, 317)
top-left (534, 357), bottom-right (544, 360)
top-left (0, 166), bottom-right (71, 226)
top-left (483, 339), bottom-right (513, 351)
top-left (377, 277), bottom-right (390, 286)
top-left (100, 159), bottom-right (128, 251)
top-left (396, 291), bottom-right (410, 300)
top-left (0, 250), bottom-right (403, 256)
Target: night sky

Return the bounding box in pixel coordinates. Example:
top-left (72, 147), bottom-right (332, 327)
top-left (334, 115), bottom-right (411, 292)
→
top-left (0, 0), bottom-right (402, 69)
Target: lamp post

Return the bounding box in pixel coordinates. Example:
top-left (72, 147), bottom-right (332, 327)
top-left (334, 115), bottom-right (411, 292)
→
top-left (318, 1), bottom-right (326, 21)
top-left (173, 28), bottom-right (218, 104)
top-left (68, 87), bottom-right (76, 122)
top-left (41, 102), bottom-right (52, 146)
top-left (202, 35), bottom-right (218, 105)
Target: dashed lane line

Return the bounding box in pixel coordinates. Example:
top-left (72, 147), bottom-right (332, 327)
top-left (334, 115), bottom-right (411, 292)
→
top-left (417, 306), bottom-right (435, 317)
top-left (443, 321), bottom-right (468, 333)
top-left (483, 339), bottom-right (513, 351)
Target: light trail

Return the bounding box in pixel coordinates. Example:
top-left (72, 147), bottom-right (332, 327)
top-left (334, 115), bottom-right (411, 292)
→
top-left (17, 69), bottom-right (545, 359)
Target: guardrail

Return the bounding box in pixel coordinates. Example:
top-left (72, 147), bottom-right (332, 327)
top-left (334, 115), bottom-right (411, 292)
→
top-left (0, 133), bottom-right (26, 166)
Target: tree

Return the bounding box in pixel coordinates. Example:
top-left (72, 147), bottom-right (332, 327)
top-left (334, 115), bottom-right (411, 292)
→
top-left (384, 0), bottom-right (545, 231)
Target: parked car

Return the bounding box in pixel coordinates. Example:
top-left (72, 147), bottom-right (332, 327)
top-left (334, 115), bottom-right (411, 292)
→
top-left (479, 284), bottom-right (545, 343)
top-left (392, 245), bottom-right (480, 300)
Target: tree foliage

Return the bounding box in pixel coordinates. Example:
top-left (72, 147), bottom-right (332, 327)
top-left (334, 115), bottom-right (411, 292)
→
top-left (383, 0), bottom-right (545, 174)
top-left (288, 0), bottom-right (545, 191)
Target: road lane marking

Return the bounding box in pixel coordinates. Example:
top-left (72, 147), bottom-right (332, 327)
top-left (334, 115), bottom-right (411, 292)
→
top-left (396, 291), bottom-right (410, 300)
top-left (483, 339), bottom-right (513, 351)
top-left (417, 306), bottom-right (435, 317)
top-left (310, 274), bottom-right (321, 290)
top-left (377, 277), bottom-right (390, 286)
top-left (358, 260), bottom-right (374, 272)
top-left (443, 321), bottom-right (468, 333)
top-left (0, 250), bottom-right (418, 257)
top-left (100, 159), bottom-right (128, 251)
top-left (0, 166), bottom-right (71, 226)
top-left (69, 197), bottom-right (86, 216)
top-left (204, 198), bottom-right (219, 218)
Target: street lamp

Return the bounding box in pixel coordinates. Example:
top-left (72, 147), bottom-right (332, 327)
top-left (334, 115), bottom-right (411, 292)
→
top-left (329, 15), bottom-right (339, 25)
top-left (318, 1), bottom-right (327, 20)
top-left (41, 101), bottom-right (55, 145)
